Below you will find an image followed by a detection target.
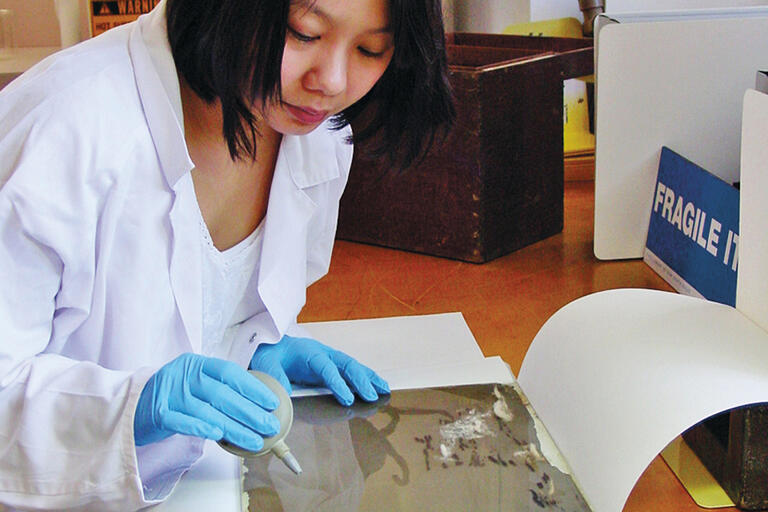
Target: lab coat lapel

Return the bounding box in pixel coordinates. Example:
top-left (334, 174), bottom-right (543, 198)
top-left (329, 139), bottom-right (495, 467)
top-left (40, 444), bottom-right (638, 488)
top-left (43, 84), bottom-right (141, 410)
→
top-left (167, 176), bottom-right (203, 353)
top-left (259, 139), bottom-right (315, 335)
top-left (258, 132), bottom-right (339, 335)
top-left (130, 15), bottom-right (202, 353)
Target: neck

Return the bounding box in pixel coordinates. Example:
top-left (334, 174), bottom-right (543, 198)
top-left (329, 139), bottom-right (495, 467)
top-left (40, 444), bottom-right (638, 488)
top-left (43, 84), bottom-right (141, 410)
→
top-left (179, 77), bottom-right (281, 163)
top-left (179, 77), bottom-right (282, 250)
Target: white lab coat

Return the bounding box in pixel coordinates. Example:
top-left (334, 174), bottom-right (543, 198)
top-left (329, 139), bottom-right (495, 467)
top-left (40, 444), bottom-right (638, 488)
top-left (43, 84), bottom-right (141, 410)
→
top-left (0, 2), bottom-right (351, 510)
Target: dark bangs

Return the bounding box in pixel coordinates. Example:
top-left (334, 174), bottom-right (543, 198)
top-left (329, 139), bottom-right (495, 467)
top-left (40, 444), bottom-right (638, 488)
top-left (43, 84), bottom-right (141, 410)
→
top-left (332, 0), bottom-right (455, 170)
top-left (166, 0), bottom-right (289, 161)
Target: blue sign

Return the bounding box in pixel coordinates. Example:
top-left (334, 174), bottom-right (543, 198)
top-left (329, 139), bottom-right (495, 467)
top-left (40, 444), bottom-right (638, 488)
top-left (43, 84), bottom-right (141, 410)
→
top-left (644, 147), bottom-right (739, 306)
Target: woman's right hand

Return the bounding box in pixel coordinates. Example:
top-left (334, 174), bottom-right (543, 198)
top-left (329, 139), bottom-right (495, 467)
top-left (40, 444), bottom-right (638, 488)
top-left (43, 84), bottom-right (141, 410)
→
top-left (134, 353), bottom-right (280, 451)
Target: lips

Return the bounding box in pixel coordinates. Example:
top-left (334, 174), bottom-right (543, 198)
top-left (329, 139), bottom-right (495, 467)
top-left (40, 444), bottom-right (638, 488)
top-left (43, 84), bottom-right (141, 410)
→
top-left (285, 103), bottom-right (328, 125)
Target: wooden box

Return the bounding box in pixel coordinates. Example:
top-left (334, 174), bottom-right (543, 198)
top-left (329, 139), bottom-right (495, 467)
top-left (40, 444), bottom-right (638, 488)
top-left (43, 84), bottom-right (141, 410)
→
top-left (683, 405), bottom-right (768, 510)
top-left (336, 33), bottom-right (593, 263)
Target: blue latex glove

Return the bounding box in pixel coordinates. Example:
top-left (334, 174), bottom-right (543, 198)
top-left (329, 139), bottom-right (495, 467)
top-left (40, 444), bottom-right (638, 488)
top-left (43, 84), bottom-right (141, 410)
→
top-left (134, 353), bottom-right (281, 451)
top-left (249, 335), bottom-right (390, 406)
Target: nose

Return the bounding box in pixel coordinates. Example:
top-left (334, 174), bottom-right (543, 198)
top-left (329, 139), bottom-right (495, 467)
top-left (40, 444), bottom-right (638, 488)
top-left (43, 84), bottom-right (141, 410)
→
top-left (306, 48), bottom-right (347, 97)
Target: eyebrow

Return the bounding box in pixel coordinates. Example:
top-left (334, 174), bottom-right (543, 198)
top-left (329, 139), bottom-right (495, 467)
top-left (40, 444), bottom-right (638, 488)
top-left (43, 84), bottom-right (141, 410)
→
top-left (291, 0), bottom-right (392, 34)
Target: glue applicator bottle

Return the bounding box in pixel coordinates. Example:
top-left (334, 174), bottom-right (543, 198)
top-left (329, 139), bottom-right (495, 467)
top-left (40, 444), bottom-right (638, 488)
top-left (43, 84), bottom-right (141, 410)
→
top-left (218, 370), bottom-right (302, 475)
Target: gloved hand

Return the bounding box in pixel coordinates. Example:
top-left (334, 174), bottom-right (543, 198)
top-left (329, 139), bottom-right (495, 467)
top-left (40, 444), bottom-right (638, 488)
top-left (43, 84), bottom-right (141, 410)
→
top-left (134, 353), bottom-right (281, 451)
top-left (249, 335), bottom-right (390, 406)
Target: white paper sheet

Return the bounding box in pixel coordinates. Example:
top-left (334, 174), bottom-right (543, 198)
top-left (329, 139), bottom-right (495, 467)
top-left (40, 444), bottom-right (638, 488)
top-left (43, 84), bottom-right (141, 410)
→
top-left (299, 312), bottom-right (487, 371)
top-left (291, 312), bottom-right (496, 397)
top-left (518, 289), bottom-right (768, 512)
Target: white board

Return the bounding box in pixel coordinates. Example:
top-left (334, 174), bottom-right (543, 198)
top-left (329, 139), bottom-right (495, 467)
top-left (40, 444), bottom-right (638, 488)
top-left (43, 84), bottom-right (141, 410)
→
top-left (593, 8), bottom-right (768, 259)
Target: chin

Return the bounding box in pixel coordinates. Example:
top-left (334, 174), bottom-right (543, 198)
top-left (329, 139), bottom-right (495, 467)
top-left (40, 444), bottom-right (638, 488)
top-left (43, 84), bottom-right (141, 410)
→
top-left (276, 121), bottom-right (324, 136)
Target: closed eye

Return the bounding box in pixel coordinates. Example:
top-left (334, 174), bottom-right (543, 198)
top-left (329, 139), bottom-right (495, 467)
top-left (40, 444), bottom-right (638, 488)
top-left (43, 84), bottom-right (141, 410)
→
top-left (358, 46), bottom-right (387, 58)
top-left (288, 26), bottom-right (318, 43)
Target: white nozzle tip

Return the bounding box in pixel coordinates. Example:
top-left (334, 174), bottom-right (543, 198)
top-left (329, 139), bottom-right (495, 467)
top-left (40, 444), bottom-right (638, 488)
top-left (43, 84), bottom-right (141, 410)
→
top-left (280, 451), bottom-right (303, 475)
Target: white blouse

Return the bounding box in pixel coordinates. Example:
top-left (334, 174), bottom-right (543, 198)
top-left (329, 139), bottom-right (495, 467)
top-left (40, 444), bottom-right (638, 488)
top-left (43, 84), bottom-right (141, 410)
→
top-left (198, 209), bottom-right (266, 360)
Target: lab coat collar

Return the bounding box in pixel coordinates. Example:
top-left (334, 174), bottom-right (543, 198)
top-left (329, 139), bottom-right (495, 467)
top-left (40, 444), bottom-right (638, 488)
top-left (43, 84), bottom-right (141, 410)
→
top-left (129, 4), bottom-right (202, 352)
top-left (258, 124), bottom-right (343, 336)
top-left (129, 1), bottom-right (193, 189)
top-left (282, 123), bottom-right (343, 188)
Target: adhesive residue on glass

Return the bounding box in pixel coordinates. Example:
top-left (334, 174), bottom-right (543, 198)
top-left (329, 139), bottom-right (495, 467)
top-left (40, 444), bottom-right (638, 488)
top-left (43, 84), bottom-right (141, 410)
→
top-left (438, 407), bottom-right (494, 460)
top-left (492, 385), bottom-right (514, 422)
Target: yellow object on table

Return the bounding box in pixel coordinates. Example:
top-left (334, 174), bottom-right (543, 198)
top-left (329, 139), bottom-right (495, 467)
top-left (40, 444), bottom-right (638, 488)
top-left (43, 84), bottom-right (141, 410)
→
top-left (661, 436), bottom-right (735, 509)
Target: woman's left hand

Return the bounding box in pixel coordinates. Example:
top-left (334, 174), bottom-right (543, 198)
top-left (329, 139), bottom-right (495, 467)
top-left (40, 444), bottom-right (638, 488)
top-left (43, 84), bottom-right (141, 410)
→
top-left (249, 335), bottom-right (390, 406)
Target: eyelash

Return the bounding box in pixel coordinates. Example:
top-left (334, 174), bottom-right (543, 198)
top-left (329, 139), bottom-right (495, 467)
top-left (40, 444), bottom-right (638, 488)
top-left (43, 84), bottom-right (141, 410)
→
top-left (287, 26), bottom-right (387, 59)
top-left (287, 26), bottom-right (318, 43)
top-left (358, 47), bottom-right (385, 59)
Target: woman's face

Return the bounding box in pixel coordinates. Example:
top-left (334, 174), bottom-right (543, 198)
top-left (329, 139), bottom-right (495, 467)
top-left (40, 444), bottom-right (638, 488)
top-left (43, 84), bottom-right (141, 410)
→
top-left (264, 0), bottom-right (395, 135)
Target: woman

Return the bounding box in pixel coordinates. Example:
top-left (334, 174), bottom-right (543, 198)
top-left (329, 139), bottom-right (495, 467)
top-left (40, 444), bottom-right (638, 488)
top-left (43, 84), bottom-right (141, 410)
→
top-left (0, 0), bottom-right (454, 509)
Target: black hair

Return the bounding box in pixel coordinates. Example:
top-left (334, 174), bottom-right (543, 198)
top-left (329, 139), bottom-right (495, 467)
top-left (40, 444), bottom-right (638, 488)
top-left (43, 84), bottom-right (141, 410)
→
top-left (332, 0), bottom-right (455, 169)
top-left (166, 0), bottom-right (454, 169)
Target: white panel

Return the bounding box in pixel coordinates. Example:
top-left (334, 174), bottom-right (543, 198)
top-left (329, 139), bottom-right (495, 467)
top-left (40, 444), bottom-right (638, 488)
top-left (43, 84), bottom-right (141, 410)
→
top-left (593, 13), bottom-right (768, 259)
top-left (736, 89), bottom-right (768, 331)
top-left (607, 0), bottom-right (768, 12)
